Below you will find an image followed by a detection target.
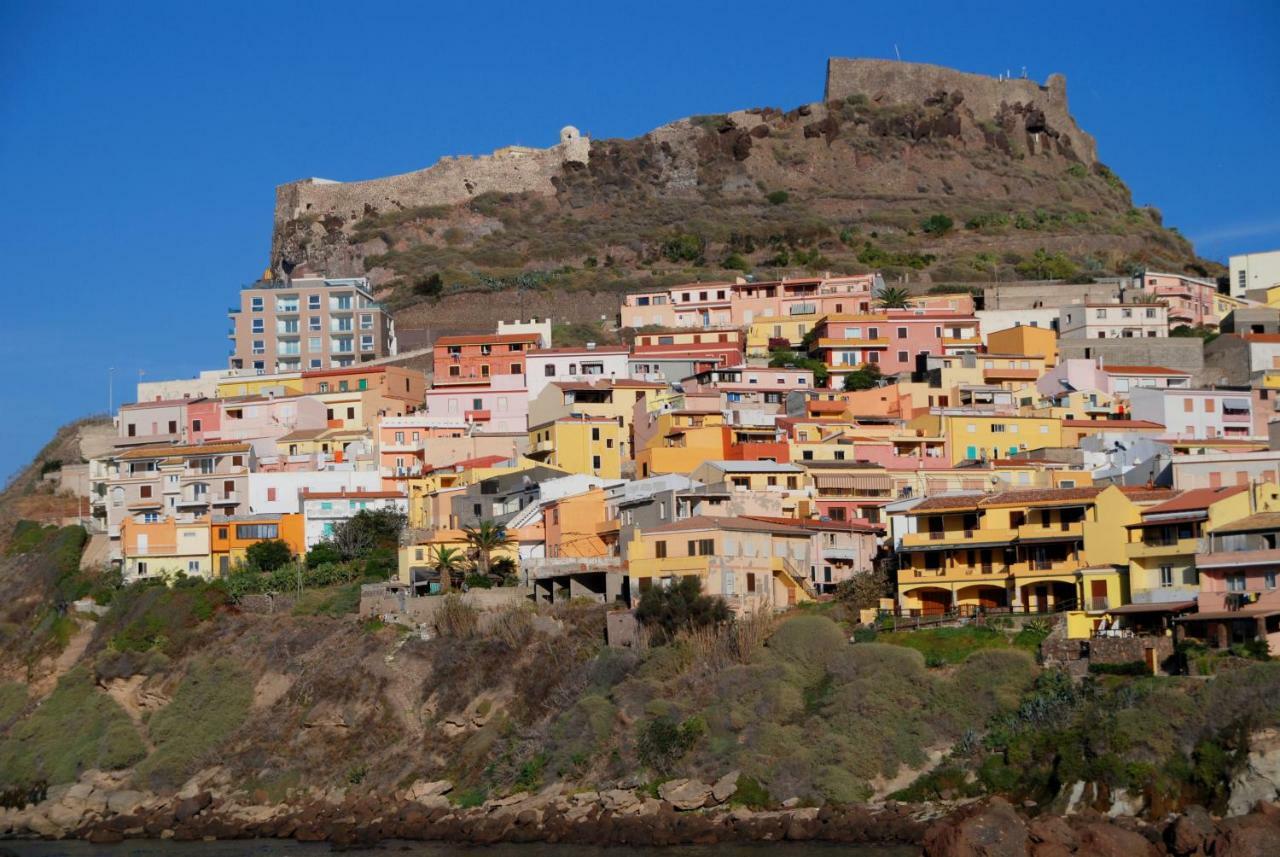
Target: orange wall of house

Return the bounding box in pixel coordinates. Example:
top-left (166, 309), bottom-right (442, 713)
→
top-left (545, 489), bottom-right (613, 557)
top-left (211, 513), bottom-right (306, 556)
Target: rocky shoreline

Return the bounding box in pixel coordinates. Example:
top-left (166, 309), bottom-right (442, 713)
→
top-left (3, 771), bottom-right (1280, 855)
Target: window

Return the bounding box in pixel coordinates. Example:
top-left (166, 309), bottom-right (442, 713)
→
top-left (139, 485), bottom-right (152, 498)
top-left (360, 313), bottom-right (373, 330)
top-left (688, 538), bottom-right (714, 556)
top-left (1227, 574), bottom-right (1247, 593)
top-left (192, 419), bottom-right (202, 432)
top-left (1095, 308), bottom-right (1107, 319)
top-left (235, 523), bottom-right (279, 540)
top-left (509, 362), bottom-right (520, 374)
top-left (897, 350), bottom-right (908, 363)
top-left (896, 327), bottom-right (907, 338)
top-left (127, 423), bottom-right (136, 437)
top-left (1267, 571), bottom-right (1277, 590)
top-left (654, 541), bottom-right (667, 559)
top-left (251, 319), bottom-right (264, 333)
top-left (592, 455), bottom-right (601, 469)
top-left (309, 316), bottom-right (321, 331)
top-left (1184, 398), bottom-right (1194, 413)
top-left (346, 407), bottom-right (355, 419)
top-left (308, 337), bottom-right (321, 352)
top-left (544, 364), bottom-right (556, 377)
top-left (308, 294), bottom-right (321, 309)
top-left (746, 572), bottom-right (757, 593)
top-left (361, 335), bottom-right (375, 352)
top-left (1159, 566), bottom-right (1174, 587)
top-left (267, 487), bottom-right (277, 501)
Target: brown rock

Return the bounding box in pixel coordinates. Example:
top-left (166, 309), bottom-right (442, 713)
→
top-left (173, 791), bottom-right (212, 823)
top-left (1213, 809), bottom-right (1280, 857)
top-left (658, 779), bottom-right (713, 811)
top-left (1075, 821), bottom-right (1162, 857)
top-left (1168, 805), bottom-right (1216, 855)
top-left (922, 798), bottom-right (1028, 857)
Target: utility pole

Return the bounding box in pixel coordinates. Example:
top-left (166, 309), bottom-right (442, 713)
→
top-left (108, 367), bottom-right (115, 415)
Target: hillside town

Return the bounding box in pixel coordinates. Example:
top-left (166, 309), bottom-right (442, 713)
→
top-left (36, 246), bottom-right (1277, 671)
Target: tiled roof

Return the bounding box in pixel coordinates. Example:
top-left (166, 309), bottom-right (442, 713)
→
top-left (435, 333), bottom-right (541, 347)
top-left (1101, 365), bottom-right (1190, 376)
top-left (1243, 334), bottom-right (1280, 343)
top-left (1063, 419), bottom-right (1165, 429)
top-left (447, 454), bottom-right (512, 471)
top-left (301, 365), bottom-right (393, 379)
top-left (117, 442), bottom-right (250, 460)
top-left (1117, 486), bottom-right (1179, 502)
top-left (644, 515), bottom-right (810, 535)
top-left (981, 486), bottom-right (1105, 507)
top-left (908, 493), bottom-right (987, 513)
top-left (1210, 511), bottom-right (1280, 534)
top-left (1143, 486), bottom-right (1247, 516)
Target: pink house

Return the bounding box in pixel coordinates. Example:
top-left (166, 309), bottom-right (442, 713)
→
top-left (424, 373), bottom-right (529, 434)
top-left (620, 274), bottom-right (880, 328)
top-left (1135, 271), bottom-right (1221, 329)
top-left (1186, 513), bottom-right (1280, 652)
top-left (809, 310), bottom-right (981, 380)
top-left (377, 414), bottom-right (468, 483)
top-left (116, 398), bottom-right (194, 447)
top-left (744, 515), bottom-right (881, 595)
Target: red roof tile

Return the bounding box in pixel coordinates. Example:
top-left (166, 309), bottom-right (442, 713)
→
top-left (1143, 486), bottom-right (1247, 516)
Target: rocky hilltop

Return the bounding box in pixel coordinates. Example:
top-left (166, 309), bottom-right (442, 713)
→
top-left (271, 58), bottom-right (1211, 336)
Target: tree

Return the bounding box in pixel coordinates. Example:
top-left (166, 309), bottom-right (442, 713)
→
top-left (834, 568), bottom-right (889, 611)
top-left (462, 520), bottom-right (515, 581)
top-left (768, 349), bottom-right (829, 387)
top-left (875, 286), bottom-right (911, 309)
top-left (305, 541), bottom-right (343, 569)
top-left (842, 363), bottom-right (883, 391)
top-left (429, 545), bottom-right (465, 593)
top-left (1130, 291), bottom-right (1163, 304)
top-left (330, 508), bottom-right (407, 560)
top-left (661, 232), bottom-right (705, 264)
top-left (635, 577), bottom-right (730, 643)
top-left (1015, 248), bottom-right (1079, 281)
top-left (246, 539), bottom-right (292, 572)
top-left (412, 273), bottom-right (444, 298)
top-left (920, 214), bottom-right (953, 236)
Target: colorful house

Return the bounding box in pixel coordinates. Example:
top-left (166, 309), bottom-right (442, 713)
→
top-left (210, 512), bottom-right (306, 575)
top-left (527, 415), bottom-right (626, 479)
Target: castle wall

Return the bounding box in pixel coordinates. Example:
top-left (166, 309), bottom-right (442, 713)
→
top-left (273, 132), bottom-right (590, 231)
top-left (824, 58), bottom-right (1096, 164)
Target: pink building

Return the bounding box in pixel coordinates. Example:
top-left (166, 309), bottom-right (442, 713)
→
top-left (377, 414), bottom-right (468, 483)
top-left (620, 275), bottom-right (881, 328)
top-left (1036, 358), bottom-right (1114, 398)
top-left (743, 515), bottom-right (881, 595)
top-left (1187, 513), bottom-right (1280, 652)
top-left (424, 373), bottom-right (529, 434)
top-left (116, 398), bottom-right (195, 447)
top-left (809, 310), bottom-right (981, 380)
top-left (1134, 271), bottom-right (1221, 329)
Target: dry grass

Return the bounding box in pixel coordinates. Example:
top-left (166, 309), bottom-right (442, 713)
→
top-left (678, 612), bottom-right (779, 673)
top-left (432, 595), bottom-right (479, 638)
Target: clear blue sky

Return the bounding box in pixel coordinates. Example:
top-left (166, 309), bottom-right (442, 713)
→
top-left (1, 1), bottom-right (1277, 480)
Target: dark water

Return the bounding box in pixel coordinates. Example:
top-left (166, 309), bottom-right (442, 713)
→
top-left (5, 841), bottom-right (919, 857)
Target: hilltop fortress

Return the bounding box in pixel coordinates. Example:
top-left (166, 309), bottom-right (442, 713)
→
top-left (823, 58), bottom-right (1096, 164)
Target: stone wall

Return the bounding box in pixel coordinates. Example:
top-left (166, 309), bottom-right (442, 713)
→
top-left (823, 58), bottom-right (1096, 164)
top-left (1057, 338), bottom-right (1206, 375)
top-left (359, 584), bottom-right (533, 624)
top-left (272, 127), bottom-right (590, 264)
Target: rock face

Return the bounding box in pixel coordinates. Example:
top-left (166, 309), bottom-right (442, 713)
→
top-left (1229, 728), bottom-right (1280, 816)
top-left (657, 778), bottom-right (713, 810)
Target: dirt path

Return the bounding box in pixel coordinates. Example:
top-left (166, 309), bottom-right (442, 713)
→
top-left (28, 619), bottom-right (93, 699)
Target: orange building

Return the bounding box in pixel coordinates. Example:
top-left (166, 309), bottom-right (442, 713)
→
top-left (544, 488), bottom-right (619, 558)
top-left (210, 513), bottom-right (306, 575)
top-left (433, 332), bottom-right (541, 385)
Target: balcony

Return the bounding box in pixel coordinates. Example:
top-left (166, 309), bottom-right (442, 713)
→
top-left (465, 410), bottom-right (491, 422)
top-left (1127, 536), bottom-right (1199, 559)
top-left (1016, 521), bottom-right (1084, 542)
top-left (127, 544), bottom-right (179, 557)
top-left (532, 439), bottom-right (554, 454)
top-left (175, 495), bottom-right (211, 508)
top-left (211, 492), bottom-right (240, 505)
top-left (1222, 409), bottom-right (1252, 424)
top-left (901, 527), bottom-right (1017, 549)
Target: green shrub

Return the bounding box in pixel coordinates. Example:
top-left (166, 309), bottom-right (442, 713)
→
top-left (306, 542), bottom-right (343, 569)
top-left (661, 233), bottom-right (704, 264)
top-left (921, 214), bottom-right (953, 236)
top-left (0, 682), bottom-right (28, 726)
top-left (730, 774), bottom-right (771, 807)
top-left (452, 786), bottom-right (488, 808)
top-left (877, 626), bottom-right (1010, 665)
top-left (106, 581), bottom-right (229, 656)
top-left (245, 539), bottom-right (293, 572)
top-left (290, 581), bottom-right (362, 617)
top-left (1088, 661), bottom-right (1149, 676)
top-left (767, 615), bottom-right (847, 669)
top-left (412, 273), bottom-right (444, 298)
top-left (133, 658), bottom-right (253, 789)
top-left (635, 577), bottom-right (728, 643)
top-left (464, 574), bottom-right (493, 590)
top-left (723, 252), bottom-right (751, 272)
top-left (766, 190), bottom-right (790, 206)
top-left (0, 667), bottom-right (145, 786)
top-left (7, 521), bottom-right (52, 555)
top-left (637, 715), bottom-right (705, 775)
top-left (1065, 163), bottom-right (1088, 179)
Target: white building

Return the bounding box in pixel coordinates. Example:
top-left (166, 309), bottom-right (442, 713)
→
top-left (496, 317), bottom-right (553, 348)
top-left (1059, 303), bottom-right (1168, 339)
top-left (975, 309), bottom-right (1059, 343)
top-left (525, 345), bottom-right (631, 401)
top-left (1128, 388), bottom-right (1256, 440)
top-left (247, 470), bottom-right (382, 515)
top-left (301, 488), bottom-right (408, 549)
top-left (1231, 249), bottom-right (1280, 299)
top-left (136, 370), bottom-right (223, 403)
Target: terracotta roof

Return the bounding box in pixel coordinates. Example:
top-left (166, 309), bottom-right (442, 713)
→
top-left (1243, 334), bottom-right (1280, 343)
top-left (301, 365), bottom-right (393, 379)
top-left (1143, 486), bottom-right (1247, 516)
top-left (300, 489), bottom-right (406, 500)
top-left (742, 514), bottom-right (882, 533)
top-left (1209, 511), bottom-right (1280, 534)
top-left (527, 345), bottom-right (630, 355)
top-left (1063, 419), bottom-right (1165, 429)
top-left (807, 401), bottom-right (848, 413)
top-left (447, 454), bottom-right (512, 471)
top-left (120, 396), bottom-right (207, 409)
top-left (1118, 486), bottom-right (1179, 502)
top-left (1101, 365), bottom-right (1191, 376)
top-left (643, 515), bottom-right (810, 535)
top-left (117, 442), bottom-right (251, 460)
top-left (981, 486), bottom-right (1104, 507)
top-left (908, 494), bottom-right (986, 513)
top-left (435, 333), bottom-right (541, 347)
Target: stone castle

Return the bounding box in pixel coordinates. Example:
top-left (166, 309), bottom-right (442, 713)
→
top-left (823, 58), bottom-right (1097, 164)
top-left (273, 124), bottom-right (590, 232)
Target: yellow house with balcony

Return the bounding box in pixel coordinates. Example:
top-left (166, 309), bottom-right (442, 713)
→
top-left (897, 486), bottom-right (1108, 616)
top-left (627, 516), bottom-right (813, 613)
top-left (527, 415), bottom-right (625, 479)
top-left (635, 411), bottom-right (728, 477)
top-left (746, 312), bottom-right (824, 356)
top-left (910, 411), bottom-right (1063, 464)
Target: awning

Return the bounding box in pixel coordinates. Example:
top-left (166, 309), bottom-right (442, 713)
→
top-left (1019, 534), bottom-right (1084, 543)
top-left (812, 474), bottom-right (893, 491)
top-left (1224, 398), bottom-right (1252, 410)
top-left (1175, 609), bottom-right (1280, 621)
top-left (1108, 600), bottom-right (1196, 615)
top-left (900, 539), bottom-right (1014, 552)
top-left (1125, 514), bottom-right (1207, 528)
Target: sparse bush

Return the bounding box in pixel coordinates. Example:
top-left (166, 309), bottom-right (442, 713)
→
top-left (635, 577), bottom-right (729, 644)
top-left (661, 232), bottom-right (705, 264)
top-left (637, 715), bottom-right (705, 775)
top-left (412, 273), bottom-right (444, 298)
top-left (766, 190), bottom-right (790, 206)
top-left (921, 214), bottom-right (953, 236)
top-left (433, 595), bottom-right (479, 638)
top-left (723, 252), bottom-right (751, 272)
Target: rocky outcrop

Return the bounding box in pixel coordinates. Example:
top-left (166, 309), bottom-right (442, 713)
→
top-left (1228, 728), bottom-right (1280, 817)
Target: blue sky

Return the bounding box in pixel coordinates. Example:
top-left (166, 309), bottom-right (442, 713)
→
top-left (1, 1), bottom-right (1277, 480)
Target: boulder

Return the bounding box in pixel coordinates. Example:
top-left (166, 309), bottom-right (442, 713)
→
top-left (1229, 729), bottom-right (1280, 816)
top-left (599, 789), bottom-right (639, 812)
top-left (1168, 805), bottom-right (1216, 855)
top-left (658, 779), bottom-right (713, 811)
top-left (173, 791), bottom-right (212, 823)
top-left (1213, 805), bottom-right (1280, 857)
top-left (406, 779), bottom-right (453, 802)
top-left (105, 790), bottom-right (146, 816)
top-left (711, 771), bottom-right (740, 805)
top-left (922, 797), bottom-right (1028, 857)
top-left (1074, 821), bottom-right (1162, 857)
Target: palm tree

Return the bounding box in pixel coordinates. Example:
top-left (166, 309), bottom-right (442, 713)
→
top-left (1130, 291), bottom-right (1163, 304)
top-left (463, 520), bottom-right (516, 582)
top-left (876, 286), bottom-right (911, 309)
top-left (429, 545), bottom-right (465, 593)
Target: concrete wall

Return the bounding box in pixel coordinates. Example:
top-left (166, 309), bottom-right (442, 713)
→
top-left (359, 585), bottom-right (533, 622)
top-left (1058, 338), bottom-right (1205, 376)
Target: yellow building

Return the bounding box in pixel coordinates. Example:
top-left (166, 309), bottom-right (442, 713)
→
top-left (745, 312), bottom-right (823, 356)
top-left (527, 416), bottom-right (625, 479)
top-left (627, 516), bottom-right (813, 613)
top-left (215, 372), bottom-right (305, 399)
top-left (635, 411), bottom-right (728, 477)
top-left (898, 486), bottom-right (1114, 616)
top-left (909, 411), bottom-right (1063, 464)
top-left (987, 325), bottom-right (1058, 367)
top-left (528, 380), bottom-right (665, 461)
top-left (119, 517), bottom-right (212, 583)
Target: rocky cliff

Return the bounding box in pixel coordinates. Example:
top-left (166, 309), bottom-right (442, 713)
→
top-left (270, 58), bottom-right (1212, 337)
